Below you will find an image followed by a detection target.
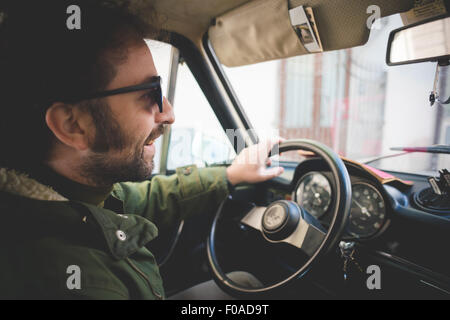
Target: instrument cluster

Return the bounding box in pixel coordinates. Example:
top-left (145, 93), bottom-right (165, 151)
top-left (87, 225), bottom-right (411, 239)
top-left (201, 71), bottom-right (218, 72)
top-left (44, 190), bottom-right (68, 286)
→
top-left (293, 171), bottom-right (388, 239)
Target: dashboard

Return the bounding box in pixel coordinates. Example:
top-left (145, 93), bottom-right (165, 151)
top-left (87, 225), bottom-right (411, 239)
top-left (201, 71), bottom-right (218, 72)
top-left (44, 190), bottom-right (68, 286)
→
top-left (267, 157), bottom-right (450, 296)
top-left (206, 157), bottom-right (450, 297)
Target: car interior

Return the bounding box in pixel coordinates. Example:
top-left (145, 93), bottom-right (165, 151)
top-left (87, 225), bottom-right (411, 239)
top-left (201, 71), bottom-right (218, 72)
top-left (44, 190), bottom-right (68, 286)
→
top-left (138, 0), bottom-right (450, 299)
top-left (3, 0), bottom-right (449, 300)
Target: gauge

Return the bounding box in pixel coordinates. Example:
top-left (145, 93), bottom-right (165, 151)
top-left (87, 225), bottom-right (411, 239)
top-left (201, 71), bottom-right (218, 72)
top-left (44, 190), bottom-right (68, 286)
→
top-left (347, 183), bottom-right (386, 238)
top-left (294, 172), bottom-right (332, 218)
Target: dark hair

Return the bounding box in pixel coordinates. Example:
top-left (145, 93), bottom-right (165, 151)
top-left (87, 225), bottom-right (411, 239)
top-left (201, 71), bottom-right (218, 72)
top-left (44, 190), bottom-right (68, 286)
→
top-left (0, 0), bottom-right (160, 171)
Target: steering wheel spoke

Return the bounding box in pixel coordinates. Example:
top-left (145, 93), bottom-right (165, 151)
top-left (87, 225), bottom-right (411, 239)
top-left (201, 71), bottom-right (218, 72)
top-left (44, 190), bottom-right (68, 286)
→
top-left (240, 205), bottom-right (326, 257)
top-left (240, 206), bottom-right (266, 231)
top-left (284, 219), bottom-right (326, 256)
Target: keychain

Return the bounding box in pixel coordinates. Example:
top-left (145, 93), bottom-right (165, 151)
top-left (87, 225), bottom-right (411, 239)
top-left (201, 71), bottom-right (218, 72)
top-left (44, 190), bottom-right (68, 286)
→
top-left (430, 63), bottom-right (450, 106)
top-left (430, 63), bottom-right (439, 106)
top-left (339, 241), bottom-right (363, 281)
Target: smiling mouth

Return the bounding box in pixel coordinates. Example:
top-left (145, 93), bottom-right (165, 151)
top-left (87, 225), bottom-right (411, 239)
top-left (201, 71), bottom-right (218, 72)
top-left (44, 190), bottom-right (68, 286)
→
top-left (144, 134), bottom-right (162, 146)
top-left (144, 125), bottom-right (166, 147)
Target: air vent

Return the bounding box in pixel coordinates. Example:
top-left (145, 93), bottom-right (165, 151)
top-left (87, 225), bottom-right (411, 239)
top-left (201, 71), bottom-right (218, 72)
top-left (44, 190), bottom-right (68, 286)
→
top-left (414, 188), bottom-right (450, 215)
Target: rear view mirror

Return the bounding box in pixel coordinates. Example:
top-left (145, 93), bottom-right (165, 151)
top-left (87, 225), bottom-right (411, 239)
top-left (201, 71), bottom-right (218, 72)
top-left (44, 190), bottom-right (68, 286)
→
top-left (386, 15), bottom-right (450, 66)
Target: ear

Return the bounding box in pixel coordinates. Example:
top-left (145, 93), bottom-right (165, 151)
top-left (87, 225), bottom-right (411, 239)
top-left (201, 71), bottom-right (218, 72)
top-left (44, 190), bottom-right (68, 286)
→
top-left (45, 102), bottom-right (91, 151)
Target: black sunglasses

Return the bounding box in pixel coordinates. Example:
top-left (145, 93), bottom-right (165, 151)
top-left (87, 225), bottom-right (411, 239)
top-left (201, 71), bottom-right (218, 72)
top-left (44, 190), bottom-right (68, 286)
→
top-left (59, 76), bottom-right (163, 112)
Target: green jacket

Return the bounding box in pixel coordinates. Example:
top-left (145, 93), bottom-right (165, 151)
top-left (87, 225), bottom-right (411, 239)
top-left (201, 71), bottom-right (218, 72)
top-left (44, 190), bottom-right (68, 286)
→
top-left (0, 165), bottom-right (229, 299)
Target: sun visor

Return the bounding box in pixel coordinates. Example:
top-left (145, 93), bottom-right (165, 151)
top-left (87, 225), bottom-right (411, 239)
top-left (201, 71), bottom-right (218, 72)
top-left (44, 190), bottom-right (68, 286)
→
top-left (209, 0), bottom-right (305, 67)
top-left (209, 0), bottom-right (415, 67)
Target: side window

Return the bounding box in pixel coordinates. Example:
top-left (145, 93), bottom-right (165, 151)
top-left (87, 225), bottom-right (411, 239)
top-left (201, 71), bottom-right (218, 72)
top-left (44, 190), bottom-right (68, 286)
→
top-left (167, 61), bottom-right (236, 170)
top-left (147, 40), bottom-right (236, 172)
top-left (146, 40), bottom-right (173, 174)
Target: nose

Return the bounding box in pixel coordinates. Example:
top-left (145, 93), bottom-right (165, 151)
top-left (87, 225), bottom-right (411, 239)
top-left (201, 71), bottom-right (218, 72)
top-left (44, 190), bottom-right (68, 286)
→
top-left (155, 96), bottom-right (175, 125)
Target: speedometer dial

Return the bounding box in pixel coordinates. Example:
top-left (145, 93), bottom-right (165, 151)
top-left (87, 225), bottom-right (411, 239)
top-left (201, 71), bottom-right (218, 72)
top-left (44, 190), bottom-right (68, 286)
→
top-left (347, 183), bottom-right (386, 238)
top-left (294, 172), bottom-right (332, 218)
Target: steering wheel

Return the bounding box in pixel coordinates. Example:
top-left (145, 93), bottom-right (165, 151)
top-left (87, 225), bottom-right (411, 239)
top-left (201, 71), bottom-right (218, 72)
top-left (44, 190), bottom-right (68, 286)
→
top-left (206, 139), bottom-right (352, 297)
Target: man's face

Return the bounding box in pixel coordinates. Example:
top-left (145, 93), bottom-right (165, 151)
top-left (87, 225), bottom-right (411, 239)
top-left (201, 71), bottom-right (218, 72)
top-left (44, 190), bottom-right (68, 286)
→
top-left (81, 42), bottom-right (175, 186)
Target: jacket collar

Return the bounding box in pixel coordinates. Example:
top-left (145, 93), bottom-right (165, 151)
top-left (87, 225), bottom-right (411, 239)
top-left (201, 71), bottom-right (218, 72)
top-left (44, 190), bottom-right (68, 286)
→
top-left (0, 167), bottom-right (67, 201)
top-left (27, 164), bottom-right (114, 206)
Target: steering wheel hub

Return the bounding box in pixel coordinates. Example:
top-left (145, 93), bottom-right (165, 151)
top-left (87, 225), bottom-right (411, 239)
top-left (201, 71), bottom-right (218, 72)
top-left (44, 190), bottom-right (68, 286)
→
top-left (262, 201), bottom-right (301, 241)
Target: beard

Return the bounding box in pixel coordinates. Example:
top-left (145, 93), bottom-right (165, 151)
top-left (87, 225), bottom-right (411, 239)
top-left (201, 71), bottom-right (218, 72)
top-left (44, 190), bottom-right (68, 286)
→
top-left (81, 143), bottom-right (155, 187)
top-left (78, 99), bottom-right (165, 186)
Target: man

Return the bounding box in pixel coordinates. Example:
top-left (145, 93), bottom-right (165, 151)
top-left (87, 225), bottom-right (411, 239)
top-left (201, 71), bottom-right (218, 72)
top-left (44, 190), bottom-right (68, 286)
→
top-left (0, 1), bottom-right (283, 299)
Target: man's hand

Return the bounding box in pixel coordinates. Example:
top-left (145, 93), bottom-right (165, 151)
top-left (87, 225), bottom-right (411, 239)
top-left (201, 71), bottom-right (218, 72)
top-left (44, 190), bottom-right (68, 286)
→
top-left (226, 139), bottom-right (284, 185)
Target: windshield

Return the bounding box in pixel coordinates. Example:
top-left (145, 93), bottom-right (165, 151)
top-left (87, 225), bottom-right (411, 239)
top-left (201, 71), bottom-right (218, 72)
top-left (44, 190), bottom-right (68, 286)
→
top-left (223, 14), bottom-right (450, 175)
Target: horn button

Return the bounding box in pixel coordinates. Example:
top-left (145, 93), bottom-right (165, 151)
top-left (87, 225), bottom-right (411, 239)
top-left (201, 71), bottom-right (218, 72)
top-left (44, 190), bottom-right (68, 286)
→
top-left (262, 201), bottom-right (301, 241)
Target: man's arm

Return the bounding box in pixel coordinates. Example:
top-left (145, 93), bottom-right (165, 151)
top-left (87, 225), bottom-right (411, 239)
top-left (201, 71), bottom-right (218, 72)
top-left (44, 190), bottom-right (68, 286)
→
top-left (112, 165), bottom-right (230, 229)
top-left (112, 140), bottom-right (284, 229)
